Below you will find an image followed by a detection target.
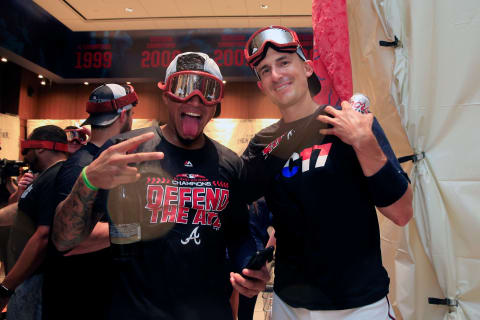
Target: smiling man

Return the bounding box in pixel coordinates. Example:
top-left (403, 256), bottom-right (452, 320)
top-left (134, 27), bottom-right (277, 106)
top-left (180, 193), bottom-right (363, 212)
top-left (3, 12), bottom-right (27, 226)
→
top-left (241, 26), bottom-right (413, 320)
top-left (52, 52), bottom-right (269, 320)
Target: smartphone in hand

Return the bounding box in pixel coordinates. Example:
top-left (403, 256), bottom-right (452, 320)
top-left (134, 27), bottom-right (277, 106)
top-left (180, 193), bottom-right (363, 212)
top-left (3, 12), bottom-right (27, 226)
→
top-left (244, 246), bottom-right (274, 271)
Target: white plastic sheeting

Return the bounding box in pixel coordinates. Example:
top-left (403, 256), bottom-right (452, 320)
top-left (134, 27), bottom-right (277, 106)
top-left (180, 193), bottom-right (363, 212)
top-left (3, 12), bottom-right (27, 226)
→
top-left (347, 1), bottom-right (414, 318)
top-left (372, 0), bottom-right (480, 319)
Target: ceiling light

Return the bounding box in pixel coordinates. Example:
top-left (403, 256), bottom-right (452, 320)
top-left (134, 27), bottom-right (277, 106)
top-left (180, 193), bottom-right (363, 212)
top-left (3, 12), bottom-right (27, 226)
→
top-left (40, 80), bottom-right (46, 86)
top-left (84, 82), bottom-right (89, 85)
top-left (125, 7), bottom-right (134, 13)
top-left (222, 80), bottom-right (227, 84)
top-left (38, 74), bottom-right (44, 79)
top-left (260, 4), bottom-right (268, 9)
top-left (126, 81), bottom-right (131, 85)
top-left (1, 57), bottom-right (7, 63)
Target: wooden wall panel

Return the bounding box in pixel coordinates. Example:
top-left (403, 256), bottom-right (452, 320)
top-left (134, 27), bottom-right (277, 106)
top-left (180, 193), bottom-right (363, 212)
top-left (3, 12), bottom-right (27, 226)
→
top-left (18, 69), bottom-right (40, 139)
top-left (31, 81), bottom-right (281, 121)
top-left (18, 69), bottom-right (39, 120)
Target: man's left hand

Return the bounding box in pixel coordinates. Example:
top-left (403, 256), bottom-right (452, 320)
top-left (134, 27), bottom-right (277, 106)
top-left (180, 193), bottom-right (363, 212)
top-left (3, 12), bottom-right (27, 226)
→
top-left (230, 264), bottom-right (270, 298)
top-left (317, 101), bottom-right (375, 148)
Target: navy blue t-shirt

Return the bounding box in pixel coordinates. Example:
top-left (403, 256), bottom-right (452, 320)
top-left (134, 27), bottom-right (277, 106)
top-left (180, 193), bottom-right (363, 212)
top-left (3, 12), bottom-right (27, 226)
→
top-left (242, 106), bottom-right (409, 310)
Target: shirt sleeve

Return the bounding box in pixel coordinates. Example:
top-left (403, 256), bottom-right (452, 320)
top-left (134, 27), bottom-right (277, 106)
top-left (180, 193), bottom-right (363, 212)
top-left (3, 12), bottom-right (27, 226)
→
top-left (371, 117), bottom-right (411, 182)
top-left (54, 164), bottom-right (83, 206)
top-left (35, 167), bottom-right (63, 226)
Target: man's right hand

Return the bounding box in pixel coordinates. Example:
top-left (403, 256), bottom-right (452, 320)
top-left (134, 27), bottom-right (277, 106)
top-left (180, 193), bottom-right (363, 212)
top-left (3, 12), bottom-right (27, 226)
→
top-left (18, 172), bottom-right (35, 192)
top-left (85, 132), bottom-right (164, 190)
top-left (8, 172), bottom-right (35, 203)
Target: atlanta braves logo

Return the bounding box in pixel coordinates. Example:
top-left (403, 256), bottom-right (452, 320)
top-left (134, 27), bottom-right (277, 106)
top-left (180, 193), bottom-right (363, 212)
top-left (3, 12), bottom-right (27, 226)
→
top-left (181, 226), bottom-right (201, 245)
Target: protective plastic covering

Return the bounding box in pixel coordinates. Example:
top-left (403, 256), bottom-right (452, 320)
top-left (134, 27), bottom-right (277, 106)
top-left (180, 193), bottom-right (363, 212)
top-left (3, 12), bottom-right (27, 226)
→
top-left (347, 1), bottom-right (413, 318)
top-left (366, 0), bottom-right (480, 319)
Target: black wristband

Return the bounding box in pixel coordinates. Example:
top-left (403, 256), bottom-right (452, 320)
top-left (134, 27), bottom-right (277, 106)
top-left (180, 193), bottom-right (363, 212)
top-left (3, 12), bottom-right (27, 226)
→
top-left (366, 160), bottom-right (409, 207)
top-left (0, 284), bottom-right (14, 298)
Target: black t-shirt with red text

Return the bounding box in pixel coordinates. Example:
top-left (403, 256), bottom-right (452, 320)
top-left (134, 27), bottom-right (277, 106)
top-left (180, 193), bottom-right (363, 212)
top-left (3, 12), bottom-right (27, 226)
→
top-left (100, 126), bottom-right (255, 320)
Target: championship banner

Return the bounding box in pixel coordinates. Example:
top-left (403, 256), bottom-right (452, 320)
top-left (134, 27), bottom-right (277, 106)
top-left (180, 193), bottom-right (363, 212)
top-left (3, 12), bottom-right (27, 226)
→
top-left (312, 0), bottom-right (353, 105)
top-left (0, 114), bottom-right (20, 161)
top-left (0, 0), bottom-right (315, 81)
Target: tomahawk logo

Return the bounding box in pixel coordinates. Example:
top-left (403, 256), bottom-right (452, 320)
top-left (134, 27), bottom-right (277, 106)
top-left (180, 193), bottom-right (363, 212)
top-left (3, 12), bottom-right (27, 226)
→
top-left (181, 226), bottom-right (201, 245)
top-left (184, 161), bottom-right (193, 167)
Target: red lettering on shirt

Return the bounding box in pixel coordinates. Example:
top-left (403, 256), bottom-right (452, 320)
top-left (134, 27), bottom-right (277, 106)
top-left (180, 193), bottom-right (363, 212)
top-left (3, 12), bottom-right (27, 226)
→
top-left (161, 205), bottom-right (177, 223)
top-left (178, 187), bottom-right (192, 207)
top-left (212, 215), bottom-right (221, 230)
top-left (164, 185), bottom-right (178, 206)
top-left (146, 185), bottom-right (164, 223)
top-left (192, 209), bottom-right (207, 225)
top-left (177, 206), bottom-right (189, 224)
top-left (192, 187), bottom-right (205, 210)
top-left (207, 211), bottom-right (217, 225)
top-left (216, 189), bottom-right (229, 211)
top-left (206, 188), bottom-right (221, 210)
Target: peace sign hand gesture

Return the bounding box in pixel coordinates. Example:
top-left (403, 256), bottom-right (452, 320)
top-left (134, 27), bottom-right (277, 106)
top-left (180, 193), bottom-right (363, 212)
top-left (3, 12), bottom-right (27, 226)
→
top-left (86, 132), bottom-right (164, 190)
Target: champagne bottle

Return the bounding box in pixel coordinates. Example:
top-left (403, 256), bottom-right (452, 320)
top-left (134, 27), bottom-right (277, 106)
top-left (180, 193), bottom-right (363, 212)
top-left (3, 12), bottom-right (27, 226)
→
top-left (107, 182), bottom-right (143, 261)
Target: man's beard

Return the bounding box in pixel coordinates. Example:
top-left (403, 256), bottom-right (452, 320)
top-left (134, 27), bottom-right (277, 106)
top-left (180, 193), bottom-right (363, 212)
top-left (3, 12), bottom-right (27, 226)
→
top-left (26, 158), bottom-right (40, 173)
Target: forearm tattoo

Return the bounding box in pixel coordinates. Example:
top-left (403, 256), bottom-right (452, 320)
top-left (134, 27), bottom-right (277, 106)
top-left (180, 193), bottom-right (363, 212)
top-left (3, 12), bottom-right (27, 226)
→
top-left (52, 175), bottom-right (102, 251)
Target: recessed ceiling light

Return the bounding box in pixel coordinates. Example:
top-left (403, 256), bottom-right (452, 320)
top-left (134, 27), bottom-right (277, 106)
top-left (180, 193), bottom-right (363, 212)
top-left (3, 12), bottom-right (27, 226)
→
top-left (260, 4), bottom-right (268, 9)
top-left (40, 80), bottom-right (46, 86)
top-left (1, 57), bottom-right (7, 63)
top-left (84, 82), bottom-right (89, 85)
top-left (126, 81), bottom-right (131, 85)
top-left (38, 74), bottom-right (44, 79)
top-left (125, 7), bottom-right (134, 13)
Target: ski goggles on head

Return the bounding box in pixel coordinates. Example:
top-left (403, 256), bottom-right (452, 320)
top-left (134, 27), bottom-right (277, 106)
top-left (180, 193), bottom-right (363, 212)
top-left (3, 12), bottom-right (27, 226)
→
top-left (65, 127), bottom-right (90, 145)
top-left (158, 71), bottom-right (224, 106)
top-left (245, 26), bottom-right (306, 66)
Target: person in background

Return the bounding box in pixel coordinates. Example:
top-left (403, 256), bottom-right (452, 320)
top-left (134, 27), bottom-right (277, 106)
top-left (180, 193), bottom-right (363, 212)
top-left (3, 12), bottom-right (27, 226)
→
top-left (42, 83), bottom-right (138, 320)
top-left (235, 196), bottom-right (275, 320)
top-left (0, 125), bottom-right (69, 320)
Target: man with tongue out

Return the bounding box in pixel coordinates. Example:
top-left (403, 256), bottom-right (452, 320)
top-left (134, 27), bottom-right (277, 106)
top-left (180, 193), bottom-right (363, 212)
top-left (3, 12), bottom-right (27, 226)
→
top-left (158, 52), bottom-right (223, 149)
top-left (51, 52), bottom-right (269, 320)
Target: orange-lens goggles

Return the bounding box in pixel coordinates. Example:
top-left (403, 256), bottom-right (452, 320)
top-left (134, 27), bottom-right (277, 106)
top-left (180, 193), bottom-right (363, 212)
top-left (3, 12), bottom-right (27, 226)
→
top-left (245, 26), bottom-right (304, 66)
top-left (159, 71), bottom-right (224, 106)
